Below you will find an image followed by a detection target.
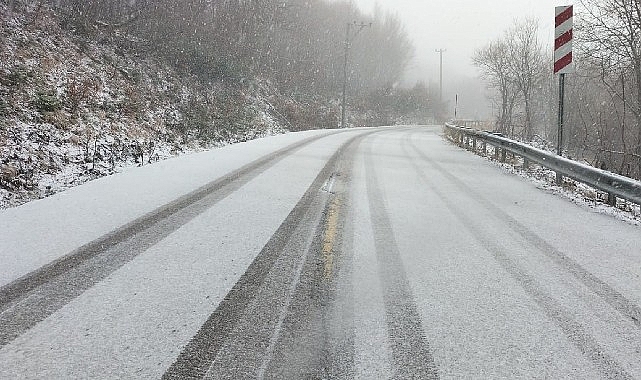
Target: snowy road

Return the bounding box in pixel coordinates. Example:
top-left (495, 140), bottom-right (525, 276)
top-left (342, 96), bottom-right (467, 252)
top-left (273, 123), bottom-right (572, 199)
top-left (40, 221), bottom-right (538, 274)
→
top-left (1, 126), bottom-right (641, 379)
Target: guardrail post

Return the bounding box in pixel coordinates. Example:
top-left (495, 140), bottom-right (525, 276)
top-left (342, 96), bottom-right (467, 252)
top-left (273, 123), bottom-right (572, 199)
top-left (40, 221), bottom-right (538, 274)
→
top-left (482, 141), bottom-right (487, 156)
top-left (472, 137), bottom-right (477, 152)
top-left (500, 149), bottom-right (506, 163)
top-left (608, 193), bottom-right (617, 206)
top-left (494, 146), bottom-right (499, 161)
top-left (523, 158), bottom-right (529, 171)
top-left (556, 172), bottom-right (563, 185)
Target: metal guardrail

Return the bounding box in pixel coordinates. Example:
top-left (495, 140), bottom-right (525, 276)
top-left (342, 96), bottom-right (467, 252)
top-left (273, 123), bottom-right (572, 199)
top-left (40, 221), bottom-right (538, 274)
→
top-left (444, 123), bottom-right (641, 206)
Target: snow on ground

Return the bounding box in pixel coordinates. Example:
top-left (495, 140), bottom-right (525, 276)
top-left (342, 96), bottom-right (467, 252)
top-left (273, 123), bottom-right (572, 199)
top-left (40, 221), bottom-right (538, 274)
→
top-left (0, 117), bottom-right (285, 210)
top-left (0, 129), bottom-right (336, 288)
top-left (492, 157), bottom-right (641, 226)
top-left (443, 136), bottom-right (641, 226)
top-left (2, 126), bottom-right (641, 378)
top-left (0, 129), bottom-right (362, 380)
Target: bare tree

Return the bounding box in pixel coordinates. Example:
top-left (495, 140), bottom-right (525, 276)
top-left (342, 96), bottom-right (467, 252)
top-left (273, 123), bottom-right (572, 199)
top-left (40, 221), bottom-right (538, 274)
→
top-left (505, 19), bottom-right (546, 140)
top-left (473, 39), bottom-right (519, 134)
top-left (352, 7), bottom-right (414, 92)
top-left (474, 19), bottom-right (546, 139)
top-left (579, 0), bottom-right (641, 116)
top-left (578, 0), bottom-right (641, 176)
top-left (36, 0), bottom-right (415, 130)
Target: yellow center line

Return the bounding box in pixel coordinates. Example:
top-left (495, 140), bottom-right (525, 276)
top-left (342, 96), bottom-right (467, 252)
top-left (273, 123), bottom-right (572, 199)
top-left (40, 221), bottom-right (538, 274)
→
top-left (322, 196), bottom-right (341, 279)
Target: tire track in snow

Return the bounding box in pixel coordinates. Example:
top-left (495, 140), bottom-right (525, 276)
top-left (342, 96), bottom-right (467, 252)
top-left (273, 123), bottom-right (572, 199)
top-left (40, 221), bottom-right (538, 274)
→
top-left (363, 135), bottom-right (440, 380)
top-left (163, 130), bottom-right (375, 380)
top-left (260, 133), bottom-right (360, 380)
top-left (403, 131), bottom-right (632, 380)
top-left (409, 129), bottom-right (641, 329)
top-left (0, 130), bottom-right (343, 347)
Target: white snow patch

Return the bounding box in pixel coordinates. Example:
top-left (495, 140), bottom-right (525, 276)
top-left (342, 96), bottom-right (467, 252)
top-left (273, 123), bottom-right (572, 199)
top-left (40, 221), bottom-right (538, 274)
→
top-left (0, 129), bottom-right (336, 288)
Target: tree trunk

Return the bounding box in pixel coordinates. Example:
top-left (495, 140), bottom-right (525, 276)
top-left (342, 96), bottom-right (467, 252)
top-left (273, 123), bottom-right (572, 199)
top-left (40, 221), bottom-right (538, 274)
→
top-left (524, 95), bottom-right (532, 140)
top-left (633, 57), bottom-right (641, 179)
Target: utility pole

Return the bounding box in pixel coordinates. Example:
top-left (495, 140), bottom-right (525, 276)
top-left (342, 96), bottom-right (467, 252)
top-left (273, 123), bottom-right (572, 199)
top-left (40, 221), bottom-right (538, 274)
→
top-left (341, 21), bottom-right (371, 129)
top-left (435, 49), bottom-right (446, 105)
top-left (455, 93), bottom-right (458, 120)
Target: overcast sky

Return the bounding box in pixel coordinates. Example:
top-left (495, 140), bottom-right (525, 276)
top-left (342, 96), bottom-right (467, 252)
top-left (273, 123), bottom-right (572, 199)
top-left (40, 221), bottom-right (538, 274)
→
top-left (353, 0), bottom-right (575, 85)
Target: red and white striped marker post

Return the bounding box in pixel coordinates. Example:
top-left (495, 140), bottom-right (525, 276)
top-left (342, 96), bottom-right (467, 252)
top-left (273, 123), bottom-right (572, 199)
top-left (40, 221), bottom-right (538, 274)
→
top-left (554, 5), bottom-right (574, 75)
top-left (554, 5), bottom-right (573, 183)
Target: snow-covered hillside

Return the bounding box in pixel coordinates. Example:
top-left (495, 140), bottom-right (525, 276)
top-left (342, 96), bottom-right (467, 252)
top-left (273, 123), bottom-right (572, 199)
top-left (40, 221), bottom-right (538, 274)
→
top-left (0, 4), bottom-right (289, 209)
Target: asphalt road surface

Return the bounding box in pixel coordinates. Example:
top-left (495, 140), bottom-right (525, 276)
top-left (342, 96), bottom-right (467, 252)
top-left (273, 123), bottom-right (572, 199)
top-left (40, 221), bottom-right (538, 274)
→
top-left (1, 126), bottom-right (641, 379)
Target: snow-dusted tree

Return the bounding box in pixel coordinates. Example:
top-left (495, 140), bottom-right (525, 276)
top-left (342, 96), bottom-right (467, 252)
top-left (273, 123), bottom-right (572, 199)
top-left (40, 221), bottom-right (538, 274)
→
top-left (505, 19), bottom-right (547, 140)
top-left (352, 7), bottom-right (414, 92)
top-left (473, 39), bottom-right (519, 134)
top-left (578, 0), bottom-right (641, 176)
top-left (474, 19), bottom-right (546, 139)
top-left (579, 0), bottom-right (641, 118)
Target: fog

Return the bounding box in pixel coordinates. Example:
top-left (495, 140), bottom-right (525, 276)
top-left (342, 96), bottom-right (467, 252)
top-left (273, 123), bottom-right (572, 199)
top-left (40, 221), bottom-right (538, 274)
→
top-left (354, 0), bottom-right (571, 119)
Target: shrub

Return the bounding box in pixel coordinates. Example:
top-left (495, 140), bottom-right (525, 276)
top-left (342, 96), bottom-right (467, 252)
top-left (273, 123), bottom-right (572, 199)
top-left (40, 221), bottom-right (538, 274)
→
top-left (0, 66), bottom-right (32, 87)
top-left (0, 97), bottom-right (9, 116)
top-left (34, 91), bottom-right (61, 113)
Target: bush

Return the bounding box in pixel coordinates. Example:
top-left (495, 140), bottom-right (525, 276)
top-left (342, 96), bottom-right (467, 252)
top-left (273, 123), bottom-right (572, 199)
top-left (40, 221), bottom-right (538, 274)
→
top-left (0, 97), bottom-right (9, 116)
top-left (171, 48), bottom-right (242, 83)
top-left (187, 105), bottom-right (213, 141)
top-left (34, 92), bottom-right (61, 113)
top-left (209, 59), bottom-right (242, 83)
top-left (0, 66), bottom-right (32, 87)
